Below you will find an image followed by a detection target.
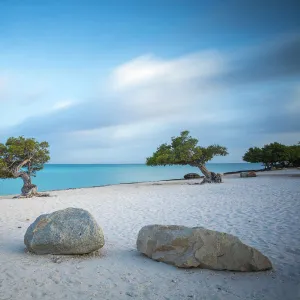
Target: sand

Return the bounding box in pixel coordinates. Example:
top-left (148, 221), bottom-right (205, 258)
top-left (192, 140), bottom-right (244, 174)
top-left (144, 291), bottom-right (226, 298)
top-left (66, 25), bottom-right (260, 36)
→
top-left (0, 169), bottom-right (300, 300)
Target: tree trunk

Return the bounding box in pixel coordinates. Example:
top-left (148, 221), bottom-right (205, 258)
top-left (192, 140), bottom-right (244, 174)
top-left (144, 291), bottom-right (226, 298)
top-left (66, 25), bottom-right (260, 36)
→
top-left (198, 164), bottom-right (222, 184)
top-left (11, 159), bottom-right (38, 197)
top-left (8, 159), bottom-right (49, 198)
top-left (19, 172), bottom-right (38, 197)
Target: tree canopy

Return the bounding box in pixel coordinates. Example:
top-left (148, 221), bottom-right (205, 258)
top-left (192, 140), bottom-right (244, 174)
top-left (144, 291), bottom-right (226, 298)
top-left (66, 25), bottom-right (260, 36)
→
top-left (242, 147), bottom-right (263, 164)
top-left (0, 136), bottom-right (50, 179)
top-left (286, 143), bottom-right (300, 167)
top-left (146, 131), bottom-right (228, 167)
top-left (243, 142), bottom-right (300, 169)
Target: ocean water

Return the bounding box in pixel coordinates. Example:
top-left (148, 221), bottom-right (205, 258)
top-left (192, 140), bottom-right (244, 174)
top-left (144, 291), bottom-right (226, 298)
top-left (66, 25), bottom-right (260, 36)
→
top-left (0, 163), bottom-right (262, 196)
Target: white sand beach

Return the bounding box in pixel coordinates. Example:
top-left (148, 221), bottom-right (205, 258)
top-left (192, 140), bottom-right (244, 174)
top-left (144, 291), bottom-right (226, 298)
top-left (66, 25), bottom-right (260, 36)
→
top-left (0, 169), bottom-right (300, 300)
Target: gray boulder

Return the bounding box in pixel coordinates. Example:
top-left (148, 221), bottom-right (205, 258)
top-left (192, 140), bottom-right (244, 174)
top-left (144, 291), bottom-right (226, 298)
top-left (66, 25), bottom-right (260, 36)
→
top-left (24, 207), bottom-right (105, 255)
top-left (240, 171), bottom-right (257, 178)
top-left (137, 225), bottom-right (272, 271)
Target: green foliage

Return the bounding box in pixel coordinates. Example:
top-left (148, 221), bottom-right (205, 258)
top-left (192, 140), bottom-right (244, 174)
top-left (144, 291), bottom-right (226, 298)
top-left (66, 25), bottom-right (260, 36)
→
top-left (146, 131), bottom-right (228, 167)
top-left (0, 159), bottom-right (13, 178)
top-left (286, 144), bottom-right (300, 167)
top-left (242, 147), bottom-right (262, 163)
top-left (261, 142), bottom-right (287, 167)
top-left (0, 136), bottom-right (50, 179)
top-left (243, 142), bottom-right (300, 168)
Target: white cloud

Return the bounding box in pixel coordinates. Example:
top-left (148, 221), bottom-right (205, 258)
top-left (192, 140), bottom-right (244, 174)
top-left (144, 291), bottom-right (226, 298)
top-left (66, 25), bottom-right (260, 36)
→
top-left (52, 100), bottom-right (73, 110)
top-left (111, 52), bottom-right (225, 91)
top-left (108, 51), bottom-right (226, 121)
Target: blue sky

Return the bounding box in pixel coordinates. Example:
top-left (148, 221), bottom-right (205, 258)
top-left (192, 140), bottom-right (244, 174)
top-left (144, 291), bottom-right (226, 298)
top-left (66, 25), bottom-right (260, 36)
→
top-left (0, 0), bottom-right (299, 163)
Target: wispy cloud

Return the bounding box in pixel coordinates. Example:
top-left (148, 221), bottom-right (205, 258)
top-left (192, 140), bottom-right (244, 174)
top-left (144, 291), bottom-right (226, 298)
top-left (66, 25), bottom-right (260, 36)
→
top-left (111, 52), bottom-right (224, 90)
top-left (52, 100), bottom-right (73, 110)
top-left (1, 35), bottom-right (299, 162)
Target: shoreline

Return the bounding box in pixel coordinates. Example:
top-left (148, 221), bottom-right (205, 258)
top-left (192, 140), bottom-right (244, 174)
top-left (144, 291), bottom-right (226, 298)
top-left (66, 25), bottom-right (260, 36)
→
top-left (1, 168), bottom-right (299, 199)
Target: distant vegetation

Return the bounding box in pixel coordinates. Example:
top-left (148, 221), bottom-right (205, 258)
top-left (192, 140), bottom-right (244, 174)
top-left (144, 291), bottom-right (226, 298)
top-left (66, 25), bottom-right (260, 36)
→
top-left (146, 130), bottom-right (228, 184)
top-left (0, 136), bottom-right (50, 197)
top-left (243, 142), bottom-right (300, 169)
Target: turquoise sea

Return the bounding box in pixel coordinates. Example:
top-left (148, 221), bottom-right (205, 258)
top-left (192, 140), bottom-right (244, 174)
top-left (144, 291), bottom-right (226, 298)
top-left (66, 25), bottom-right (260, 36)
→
top-left (0, 163), bottom-right (262, 196)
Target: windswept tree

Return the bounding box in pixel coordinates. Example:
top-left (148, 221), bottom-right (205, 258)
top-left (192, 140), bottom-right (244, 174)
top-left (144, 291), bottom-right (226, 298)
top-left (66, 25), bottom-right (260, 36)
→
top-left (146, 131), bottom-right (228, 184)
top-left (0, 136), bottom-right (50, 197)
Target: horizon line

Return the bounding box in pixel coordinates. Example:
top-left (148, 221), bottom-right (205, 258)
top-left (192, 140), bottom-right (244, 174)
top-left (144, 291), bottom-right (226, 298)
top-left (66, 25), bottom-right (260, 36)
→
top-left (45, 162), bottom-right (256, 165)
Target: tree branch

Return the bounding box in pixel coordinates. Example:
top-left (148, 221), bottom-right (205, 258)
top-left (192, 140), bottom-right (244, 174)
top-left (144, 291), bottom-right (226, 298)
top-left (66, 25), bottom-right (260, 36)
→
top-left (11, 159), bottom-right (31, 177)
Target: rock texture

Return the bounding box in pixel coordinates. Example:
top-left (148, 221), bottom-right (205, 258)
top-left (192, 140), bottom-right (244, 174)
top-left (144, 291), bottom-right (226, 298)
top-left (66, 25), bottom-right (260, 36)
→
top-left (137, 225), bottom-right (272, 271)
top-left (240, 171), bottom-right (257, 178)
top-left (200, 172), bottom-right (222, 184)
top-left (24, 207), bottom-right (105, 255)
top-left (184, 173), bottom-right (201, 179)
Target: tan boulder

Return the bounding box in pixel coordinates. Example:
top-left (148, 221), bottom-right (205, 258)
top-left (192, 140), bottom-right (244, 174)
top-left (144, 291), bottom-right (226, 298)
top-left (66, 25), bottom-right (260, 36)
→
top-left (137, 225), bottom-right (272, 271)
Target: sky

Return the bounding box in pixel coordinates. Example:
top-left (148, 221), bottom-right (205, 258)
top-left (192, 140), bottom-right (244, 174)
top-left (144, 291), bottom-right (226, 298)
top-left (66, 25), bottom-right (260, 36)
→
top-left (0, 0), bottom-right (299, 163)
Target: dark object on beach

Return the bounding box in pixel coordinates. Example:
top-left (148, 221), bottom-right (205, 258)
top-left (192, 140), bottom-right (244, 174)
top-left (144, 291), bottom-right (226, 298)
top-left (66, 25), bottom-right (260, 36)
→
top-left (223, 169), bottom-right (263, 175)
top-left (146, 130), bottom-right (228, 184)
top-left (240, 171), bottom-right (257, 178)
top-left (137, 225), bottom-right (272, 272)
top-left (13, 192), bottom-right (50, 199)
top-left (200, 172), bottom-right (222, 184)
top-left (184, 173), bottom-right (201, 179)
top-left (248, 171), bottom-right (257, 177)
top-left (24, 208), bottom-right (105, 255)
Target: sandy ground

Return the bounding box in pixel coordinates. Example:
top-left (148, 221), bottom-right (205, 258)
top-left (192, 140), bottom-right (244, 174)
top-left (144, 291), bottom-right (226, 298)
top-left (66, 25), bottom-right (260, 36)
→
top-left (0, 169), bottom-right (300, 300)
